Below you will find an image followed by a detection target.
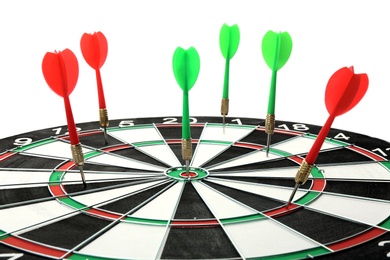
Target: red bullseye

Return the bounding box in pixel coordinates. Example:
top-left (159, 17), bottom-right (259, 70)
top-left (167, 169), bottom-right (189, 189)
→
top-left (179, 171), bottom-right (198, 178)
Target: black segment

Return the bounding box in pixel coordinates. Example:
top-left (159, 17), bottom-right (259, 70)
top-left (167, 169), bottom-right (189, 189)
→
top-left (173, 182), bottom-right (214, 219)
top-left (324, 180), bottom-right (390, 200)
top-left (315, 147), bottom-right (372, 164)
top-left (99, 181), bottom-right (173, 214)
top-left (202, 146), bottom-right (255, 168)
top-left (79, 132), bottom-right (123, 148)
top-left (168, 143), bottom-right (197, 166)
top-left (161, 226), bottom-right (241, 259)
top-left (239, 128), bottom-right (298, 146)
top-left (113, 147), bottom-right (170, 168)
top-left (0, 186), bottom-right (52, 206)
top-left (0, 154), bottom-right (63, 169)
top-left (274, 207), bottom-right (371, 244)
top-left (157, 124), bottom-right (204, 140)
top-left (21, 213), bottom-right (111, 249)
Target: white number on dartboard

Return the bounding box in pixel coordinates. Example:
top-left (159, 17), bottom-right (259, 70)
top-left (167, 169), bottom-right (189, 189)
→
top-left (13, 138), bottom-right (33, 146)
top-left (372, 148), bottom-right (389, 157)
top-left (278, 124), bottom-right (309, 131)
top-left (0, 253), bottom-right (24, 259)
top-left (119, 120), bottom-right (135, 127)
top-left (231, 118), bottom-right (242, 125)
top-left (162, 117), bottom-right (198, 124)
top-left (52, 127), bottom-right (82, 135)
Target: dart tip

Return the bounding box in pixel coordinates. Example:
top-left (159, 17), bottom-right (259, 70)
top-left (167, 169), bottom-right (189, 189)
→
top-left (103, 127), bottom-right (108, 144)
top-left (78, 165), bottom-right (87, 189)
top-left (287, 183), bottom-right (300, 208)
top-left (265, 134), bottom-right (271, 157)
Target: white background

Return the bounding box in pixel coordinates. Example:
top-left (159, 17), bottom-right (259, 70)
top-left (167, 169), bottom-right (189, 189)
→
top-left (0, 0), bottom-right (389, 142)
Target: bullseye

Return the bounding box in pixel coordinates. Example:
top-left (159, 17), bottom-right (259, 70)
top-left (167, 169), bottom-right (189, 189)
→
top-left (165, 166), bottom-right (209, 181)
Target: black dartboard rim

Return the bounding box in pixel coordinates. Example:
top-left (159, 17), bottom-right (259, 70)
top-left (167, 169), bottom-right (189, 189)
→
top-left (0, 116), bottom-right (390, 260)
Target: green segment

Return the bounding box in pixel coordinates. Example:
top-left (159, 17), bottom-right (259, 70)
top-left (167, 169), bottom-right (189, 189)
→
top-left (133, 140), bottom-right (165, 147)
top-left (84, 150), bottom-right (102, 159)
top-left (295, 191), bottom-right (320, 205)
top-left (249, 246), bottom-right (330, 260)
top-left (268, 148), bottom-right (292, 157)
top-left (261, 30), bottom-right (292, 115)
top-left (49, 171), bottom-right (64, 183)
top-left (14, 138), bottom-right (56, 152)
top-left (0, 230), bottom-right (11, 240)
top-left (200, 140), bottom-right (232, 146)
top-left (125, 216), bottom-right (168, 225)
top-left (172, 46), bottom-right (200, 139)
top-left (379, 216), bottom-right (390, 230)
top-left (219, 23), bottom-right (240, 99)
top-left (381, 161), bottom-right (390, 171)
top-left (59, 197), bottom-right (88, 210)
top-left (68, 253), bottom-right (119, 260)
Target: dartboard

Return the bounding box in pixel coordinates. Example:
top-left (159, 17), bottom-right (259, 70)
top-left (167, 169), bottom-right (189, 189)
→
top-left (1, 116), bottom-right (390, 259)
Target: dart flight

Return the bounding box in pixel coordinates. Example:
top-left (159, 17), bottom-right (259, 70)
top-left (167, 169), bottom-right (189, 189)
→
top-left (220, 23), bottom-right (240, 131)
top-left (81, 31), bottom-right (109, 143)
top-left (42, 48), bottom-right (87, 188)
top-left (262, 30), bottom-right (292, 156)
top-left (172, 46), bottom-right (200, 175)
top-left (287, 66), bottom-right (369, 206)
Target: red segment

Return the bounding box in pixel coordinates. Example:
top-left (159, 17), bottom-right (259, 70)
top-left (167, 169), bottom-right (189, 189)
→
top-left (0, 151), bottom-right (15, 161)
top-left (58, 162), bottom-right (76, 170)
top-left (3, 236), bottom-right (67, 258)
top-left (349, 145), bottom-right (385, 161)
top-left (103, 144), bottom-right (132, 152)
top-left (171, 219), bottom-right (219, 228)
top-left (180, 171), bottom-right (198, 178)
top-left (288, 156), bottom-right (304, 164)
top-left (328, 227), bottom-right (385, 251)
top-left (264, 204), bottom-right (300, 217)
top-left (311, 179), bottom-right (326, 192)
top-left (234, 142), bottom-right (264, 150)
top-left (49, 185), bottom-right (66, 198)
top-left (87, 208), bottom-right (123, 220)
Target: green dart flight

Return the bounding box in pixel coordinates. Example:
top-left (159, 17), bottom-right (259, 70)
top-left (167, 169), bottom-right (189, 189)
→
top-left (172, 46), bottom-right (200, 174)
top-left (220, 23), bottom-right (240, 131)
top-left (262, 30), bottom-right (292, 156)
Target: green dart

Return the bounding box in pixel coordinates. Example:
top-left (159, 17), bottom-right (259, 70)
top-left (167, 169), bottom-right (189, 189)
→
top-left (172, 46), bottom-right (200, 175)
top-left (261, 30), bottom-right (292, 156)
top-left (219, 23), bottom-right (240, 132)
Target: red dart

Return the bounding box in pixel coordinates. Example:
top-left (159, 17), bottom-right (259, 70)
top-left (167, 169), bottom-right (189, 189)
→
top-left (42, 49), bottom-right (86, 187)
top-left (80, 31), bottom-right (109, 143)
top-left (287, 66), bottom-right (368, 206)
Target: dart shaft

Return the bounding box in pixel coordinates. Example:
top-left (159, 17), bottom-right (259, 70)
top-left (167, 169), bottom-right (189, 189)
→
top-left (96, 69), bottom-right (106, 109)
top-left (63, 96), bottom-right (79, 145)
top-left (182, 91), bottom-right (191, 139)
top-left (267, 70), bottom-right (277, 114)
top-left (222, 58), bottom-right (230, 98)
top-left (305, 115), bottom-right (335, 164)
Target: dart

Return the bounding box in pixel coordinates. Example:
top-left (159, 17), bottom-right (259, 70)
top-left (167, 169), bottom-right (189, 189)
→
top-left (42, 48), bottom-right (87, 188)
top-left (261, 30), bottom-right (292, 156)
top-left (80, 31), bottom-right (109, 143)
top-left (172, 46), bottom-right (200, 175)
top-left (287, 66), bottom-right (369, 207)
top-left (219, 23), bottom-right (240, 132)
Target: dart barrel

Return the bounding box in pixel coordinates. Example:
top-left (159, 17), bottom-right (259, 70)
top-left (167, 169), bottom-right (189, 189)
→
top-left (182, 138), bottom-right (192, 161)
top-left (99, 108), bottom-right (109, 128)
top-left (295, 160), bottom-right (314, 184)
top-left (265, 114), bottom-right (275, 134)
top-left (221, 98), bottom-right (229, 116)
top-left (70, 143), bottom-right (84, 166)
